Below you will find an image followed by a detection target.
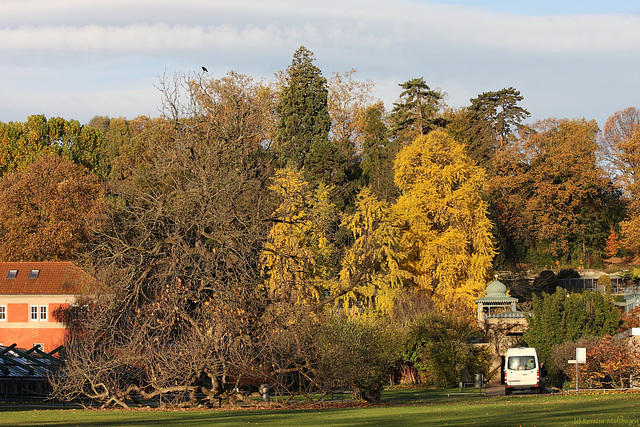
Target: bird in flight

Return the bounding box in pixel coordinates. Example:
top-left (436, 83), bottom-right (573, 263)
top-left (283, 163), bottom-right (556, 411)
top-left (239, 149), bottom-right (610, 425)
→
top-left (202, 66), bottom-right (208, 72)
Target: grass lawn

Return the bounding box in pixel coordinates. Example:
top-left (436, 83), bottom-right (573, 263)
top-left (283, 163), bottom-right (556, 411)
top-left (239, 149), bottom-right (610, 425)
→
top-left (1, 391), bottom-right (640, 426)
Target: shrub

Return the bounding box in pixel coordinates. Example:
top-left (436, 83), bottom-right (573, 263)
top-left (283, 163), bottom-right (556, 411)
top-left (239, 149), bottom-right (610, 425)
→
top-left (402, 314), bottom-right (483, 388)
top-left (317, 316), bottom-right (401, 402)
top-left (552, 336), bottom-right (640, 389)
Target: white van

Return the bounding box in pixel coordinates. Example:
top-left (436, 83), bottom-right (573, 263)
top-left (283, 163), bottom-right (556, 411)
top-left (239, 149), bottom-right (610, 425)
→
top-left (504, 347), bottom-right (545, 395)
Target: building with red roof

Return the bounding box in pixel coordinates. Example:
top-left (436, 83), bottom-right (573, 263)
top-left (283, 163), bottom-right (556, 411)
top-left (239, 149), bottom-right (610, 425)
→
top-left (0, 262), bottom-right (93, 352)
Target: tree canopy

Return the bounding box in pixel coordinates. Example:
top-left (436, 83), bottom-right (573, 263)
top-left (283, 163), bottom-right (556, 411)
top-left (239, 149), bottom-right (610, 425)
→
top-left (3, 46), bottom-right (640, 406)
top-left (0, 153), bottom-right (105, 261)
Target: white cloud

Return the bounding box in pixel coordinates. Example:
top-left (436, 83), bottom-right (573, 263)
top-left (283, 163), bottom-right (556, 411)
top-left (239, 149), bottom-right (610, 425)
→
top-left (0, 0), bottom-right (639, 124)
top-left (2, 1), bottom-right (639, 54)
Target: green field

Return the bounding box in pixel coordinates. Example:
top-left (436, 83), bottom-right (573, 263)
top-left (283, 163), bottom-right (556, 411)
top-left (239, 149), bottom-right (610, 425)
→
top-left (1, 391), bottom-right (639, 426)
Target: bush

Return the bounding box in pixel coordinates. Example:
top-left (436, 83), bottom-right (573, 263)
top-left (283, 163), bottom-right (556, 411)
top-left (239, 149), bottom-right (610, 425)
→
top-left (402, 314), bottom-right (483, 388)
top-left (552, 336), bottom-right (640, 389)
top-left (317, 317), bottom-right (401, 402)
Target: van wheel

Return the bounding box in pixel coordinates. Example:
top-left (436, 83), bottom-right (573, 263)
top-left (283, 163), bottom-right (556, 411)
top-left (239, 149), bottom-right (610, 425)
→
top-left (536, 387), bottom-right (542, 395)
top-left (505, 388), bottom-right (512, 396)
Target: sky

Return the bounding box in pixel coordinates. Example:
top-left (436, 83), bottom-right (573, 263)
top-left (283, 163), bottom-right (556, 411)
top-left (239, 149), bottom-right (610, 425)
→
top-left (1, 0), bottom-right (639, 129)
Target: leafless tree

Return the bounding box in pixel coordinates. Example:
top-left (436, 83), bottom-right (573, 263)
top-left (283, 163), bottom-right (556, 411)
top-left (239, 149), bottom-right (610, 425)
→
top-left (53, 72), bottom-right (279, 408)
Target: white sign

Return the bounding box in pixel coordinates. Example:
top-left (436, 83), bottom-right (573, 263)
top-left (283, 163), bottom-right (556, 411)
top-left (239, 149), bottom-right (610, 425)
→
top-left (576, 347), bottom-right (586, 364)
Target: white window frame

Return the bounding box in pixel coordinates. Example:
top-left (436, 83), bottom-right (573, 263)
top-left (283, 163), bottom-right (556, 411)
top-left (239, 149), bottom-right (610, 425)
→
top-left (30, 305), bottom-right (47, 321)
top-left (0, 305), bottom-right (5, 321)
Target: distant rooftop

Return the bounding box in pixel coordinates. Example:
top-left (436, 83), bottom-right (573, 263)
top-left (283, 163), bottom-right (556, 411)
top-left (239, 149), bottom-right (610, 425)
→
top-left (0, 262), bottom-right (94, 295)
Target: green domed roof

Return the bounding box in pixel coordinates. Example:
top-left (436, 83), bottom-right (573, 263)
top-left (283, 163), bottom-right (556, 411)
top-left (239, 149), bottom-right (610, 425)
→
top-left (486, 278), bottom-right (508, 297)
top-left (475, 276), bottom-right (518, 303)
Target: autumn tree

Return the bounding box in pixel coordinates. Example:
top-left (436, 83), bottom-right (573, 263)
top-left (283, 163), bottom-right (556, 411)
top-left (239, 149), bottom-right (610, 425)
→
top-left (487, 119), bottom-right (624, 266)
top-left (338, 130), bottom-right (495, 317)
top-left (0, 115), bottom-right (103, 176)
top-left (326, 69), bottom-right (380, 208)
top-left (54, 72), bottom-right (277, 408)
top-left (0, 154), bottom-right (105, 261)
top-left (87, 116), bottom-right (136, 181)
top-left (393, 130), bottom-right (495, 314)
top-left (601, 106), bottom-right (640, 182)
top-left (337, 186), bottom-right (402, 313)
top-left (189, 70), bottom-right (277, 151)
top-left (261, 168), bottom-right (337, 306)
top-left (523, 119), bottom-right (623, 262)
top-left (327, 69), bottom-right (376, 164)
top-left (602, 107), bottom-right (640, 254)
top-left (604, 226), bottom-right (622, 258)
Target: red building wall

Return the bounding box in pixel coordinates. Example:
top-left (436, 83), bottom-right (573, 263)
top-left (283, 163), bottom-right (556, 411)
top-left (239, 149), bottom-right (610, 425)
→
top-left (0, 303), bottom-right (69, 351)
top-left (7, 303), bottom-right (28, 322)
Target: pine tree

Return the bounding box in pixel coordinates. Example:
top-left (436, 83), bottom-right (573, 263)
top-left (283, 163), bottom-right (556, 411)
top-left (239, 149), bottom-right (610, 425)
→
top-left (389, 77), bottom-right (445, 143)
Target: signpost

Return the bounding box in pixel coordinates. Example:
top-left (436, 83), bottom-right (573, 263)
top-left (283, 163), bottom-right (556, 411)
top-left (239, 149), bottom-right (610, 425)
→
top-left (568, 347), bottom-right (586, 392)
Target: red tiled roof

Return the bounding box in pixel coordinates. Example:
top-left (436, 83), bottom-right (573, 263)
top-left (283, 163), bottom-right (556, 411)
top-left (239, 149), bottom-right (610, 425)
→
top-left (0, 262), bottom-right (94, 295)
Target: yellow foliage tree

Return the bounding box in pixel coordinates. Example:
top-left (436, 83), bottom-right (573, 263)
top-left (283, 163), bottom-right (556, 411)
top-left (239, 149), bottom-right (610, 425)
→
top-left (338, 187), bottom-right (407, 313)
top-left (338, 130), bottom-right (495, 318)
top-left (392, 130), bottom-right (495, 314)
top-left (261, 168), bottom-right (337, 306)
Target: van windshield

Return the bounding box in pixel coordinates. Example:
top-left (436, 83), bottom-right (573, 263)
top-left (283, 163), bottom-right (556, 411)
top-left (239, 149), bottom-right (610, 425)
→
top-left (507, 356), bottom-right (536, 370)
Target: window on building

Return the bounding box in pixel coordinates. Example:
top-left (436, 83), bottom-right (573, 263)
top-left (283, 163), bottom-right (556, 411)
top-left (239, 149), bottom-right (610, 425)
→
top-left (30, 305), bottom-right (48, 321)
top-left (6, 269), bottom-right (17, 279)
top-left (0, 306), bottom-right (5, 321)
top-left (29, 269), bottom-right (40, 279)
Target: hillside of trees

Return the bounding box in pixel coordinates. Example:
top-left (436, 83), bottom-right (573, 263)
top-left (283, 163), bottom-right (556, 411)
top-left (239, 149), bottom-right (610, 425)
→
top-left (1, 46), bottom-right (639, 405)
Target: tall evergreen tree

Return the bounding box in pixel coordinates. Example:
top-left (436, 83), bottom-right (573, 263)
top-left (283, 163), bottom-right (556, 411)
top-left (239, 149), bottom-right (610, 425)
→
top-left (389, 77), bottom-right (445, 144)
top-left (456, 87), bottom-right (530, 172)
top-left (275, 46), bottom-right (341, 185)
top-left (360, 102), bottom-right (398, 202)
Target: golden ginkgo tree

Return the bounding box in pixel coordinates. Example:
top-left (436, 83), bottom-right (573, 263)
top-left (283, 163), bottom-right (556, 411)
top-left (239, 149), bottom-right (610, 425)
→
top-left (261, 167), bottom-right (338, 306)
top-left (341, 130), bottom-right (495, 316)
top-left (392, 130), bottom-right (495, 313)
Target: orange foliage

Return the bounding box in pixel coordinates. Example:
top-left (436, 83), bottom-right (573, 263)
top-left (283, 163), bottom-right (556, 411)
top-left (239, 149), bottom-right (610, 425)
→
top-left (0, 154), bottom-right (105, 261)
top-left (605, 226), bottom-right (622, 258)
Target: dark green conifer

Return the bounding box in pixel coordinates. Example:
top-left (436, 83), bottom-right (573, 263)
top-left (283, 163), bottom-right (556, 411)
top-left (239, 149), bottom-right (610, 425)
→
top-left (275, 46), bottom-right (338, 186)
top-left (389, 77), bottom-right (445, 143)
